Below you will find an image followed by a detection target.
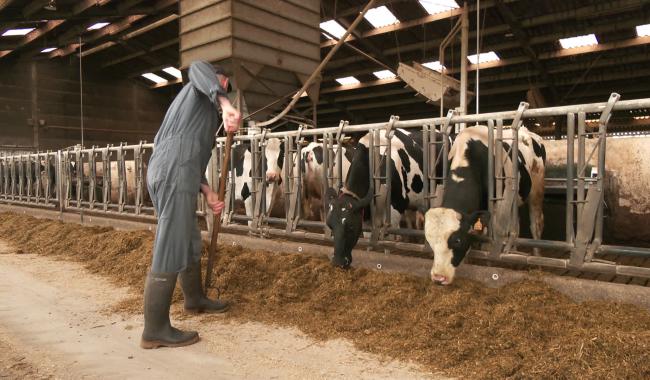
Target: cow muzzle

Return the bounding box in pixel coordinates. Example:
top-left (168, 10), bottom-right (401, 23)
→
top-left (432, 274), bottom-right (451, 286)
top-left (265, 172), bottom-right (281, 184)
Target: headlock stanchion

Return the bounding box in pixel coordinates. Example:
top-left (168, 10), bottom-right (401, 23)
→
top-left (2, 94), bottom-right (650, 280)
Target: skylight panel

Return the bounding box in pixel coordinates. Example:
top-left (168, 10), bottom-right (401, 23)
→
top-left (467, 51), bottom-right (500, 64)
top-left (2, 28), bottom-right (35, 36)
top-left (40, 47), bottom-right (56, 53)
top-left (163, 66), bottom-right (182, 79)
top-left (636, 24), bottom-right (650, 37)
top-left (559, 34), bottom-right (598, 49)
top-left (418, 0), bottom-right (460, 15)
top-left (335, 76), bottom-right (360, 86)
top-left (373, 70), bottom-right (396, 79)
top-left (364, 6), bottom-right (399, 28)
top-left (320, 20), bottom-right (347, 40)
top-left (87, 22), bottom-right (110, 31)
top-left (422, 60), bottom-right (445, 72)
top-left (142, 73), bottom-right (167, 84)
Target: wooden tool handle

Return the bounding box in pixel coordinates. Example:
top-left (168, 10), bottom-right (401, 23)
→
top-left (204, 131), bottom-right (234, 292)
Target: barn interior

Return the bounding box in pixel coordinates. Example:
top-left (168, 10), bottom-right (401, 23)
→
top-left (1, 1), bottom-right (650, 379)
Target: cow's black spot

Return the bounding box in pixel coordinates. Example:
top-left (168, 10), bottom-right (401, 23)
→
top-left (532, 139), bottom-right (546, 164)
top-left (241, 182), bottom-right (250, 200)
top-left (394, 129), bottom-right (423, 173)
top-left (276, 140), bottom-right (285, 170)
top-left (232, 143), bottom-right (248, 177)
top-left (501, 142), bottom-right (532, 201)
top-left (411, 174), bottom-right (423, 193)
top-left (397, 148), bottom-right (410, 172)
top-left (312, 145), bottom-right (323, 165)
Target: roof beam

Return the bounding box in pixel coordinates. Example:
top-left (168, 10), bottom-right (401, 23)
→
top-left (321, 0), bottom-right (513, 48)
top-left (325, 13), bottom-right (650, 79)
top-left (49, 14), bottom-right (147, 58)
top-left (325, 0), bottom-right (647, 70)
top-left (1, 20), bottom-right (65, 59)
top-left (102, 38), bottom-right (178, 68)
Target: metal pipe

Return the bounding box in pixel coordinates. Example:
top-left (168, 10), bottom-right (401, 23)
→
top-left (566, 113), bottom-right (575, 244)
top-left (254, 0), bottom-right (377, 128)
top-left (460, 2), bottom-right (469, 118)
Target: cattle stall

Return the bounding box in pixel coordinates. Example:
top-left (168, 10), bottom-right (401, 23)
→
top-left (2, 95), bottom-right (650, 283)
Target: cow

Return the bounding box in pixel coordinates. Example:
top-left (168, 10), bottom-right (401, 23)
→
top-left (300, 141), bottom-right (356, 221)
top-left (424, 125), bottom-right (546, 285)
top-left (206, 137), bottom-right (285, 223)
top-left (325, 128), bottom-right (446, 268)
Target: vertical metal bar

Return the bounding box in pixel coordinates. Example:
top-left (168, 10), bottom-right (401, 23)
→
top-left (368, 131), bottom-right (376, 241)
top-left (283, 137), bottom-right (292, 221)
top-left (322, 133), bottom-right (331, 235)
top-left (566, 113), bottom-right (575, 244)
top-left (75, 148), bottom-right (83, 208)
top-left (134, 143), bottom-right (143, 215)
top-left (102, 147), bottom-right (111, 211)
top-left (57, 150), bottom-right (64, 215)
top-left (18, 155), bottom-right (24, 201)
top-left (89, 147), bottom-right (97, 210)
top-left (45, 152), bottom-right (52, 203)
top-left (495, 119), bottom-right (504, 202)
top-left (35, 154), bottom-right (42, 203)
top-left (384, 128), bottom-right (393, 238)
top-left (487, 119), bottom-right (495, 227)
top-left (422, 124), bottom-right (430, 208)
top-left (510, 120), bottom-right (520, 240)
top-left (577, 112), bottom-right (586, 218)
top-left (117, 144), bottom-right (126, 213)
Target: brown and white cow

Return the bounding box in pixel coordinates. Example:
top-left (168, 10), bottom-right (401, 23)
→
top-left (424, 125), bottom-right (546, 285)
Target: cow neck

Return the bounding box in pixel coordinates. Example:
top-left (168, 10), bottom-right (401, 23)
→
top-left (343, 144), bottom-right (371, 201)
top-left (442, 173), bottom-right (483, 215)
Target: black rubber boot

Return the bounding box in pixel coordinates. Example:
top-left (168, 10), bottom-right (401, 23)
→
top-left (140, 272), bottom-right (199, 349)
top-left (180, 260), bottom-right (230, 314)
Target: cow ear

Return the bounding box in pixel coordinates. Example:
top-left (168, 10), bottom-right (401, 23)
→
top-left (464, 210), bottom-right (490, 227)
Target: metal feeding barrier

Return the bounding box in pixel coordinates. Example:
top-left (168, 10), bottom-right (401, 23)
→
top-left (1, 94), bottom-right (650, 280)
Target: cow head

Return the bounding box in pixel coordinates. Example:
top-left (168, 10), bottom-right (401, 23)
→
top-left (424, 207), bottom-right (489, 285)
top-left (264, 138), bottom-right (284, 184)
top-left (325, 187), bottom-right (372, 268)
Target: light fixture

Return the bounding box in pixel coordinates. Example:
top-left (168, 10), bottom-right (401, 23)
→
top-left (141, 73), bottom-right (167, 84)
top-left (373, 70), bottom-right (396, 79)
top-left (422, 60), bottom-right (445, 72)
top-left (2, 28), bottom-right (35, 36)
top-left (467, 51), bottom-right (500, 64)
top-left (636, 24), bottom-right (650, 37)
top-left (87, 22), bottom-right (110, 31)
top-left (364, 6), bottom-right (399, 28)
top-left (320, 20), bottom-right (346, 40)
top-left (43, 0), bottom-right (57, 11)
top-left (418, 0), bottom-right (459, 15)
top-left (335, 76), bottom-right (360, 86)
top-left (558, 34), bottom-right (598, 49)
top-left (162, 66), bottom-right (182, 79)
top-left (41, 47), bottom-right (56, 53)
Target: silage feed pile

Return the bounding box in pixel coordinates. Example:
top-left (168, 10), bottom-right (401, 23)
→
top-left (0, 212), bottom-right (648, 379)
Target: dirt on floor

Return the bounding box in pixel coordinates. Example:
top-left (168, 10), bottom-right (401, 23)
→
top-left (0, 212), bottom-right (649, 380)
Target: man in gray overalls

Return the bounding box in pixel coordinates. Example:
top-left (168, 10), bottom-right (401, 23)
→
top-left (141, 61), bottom-right (241, 349)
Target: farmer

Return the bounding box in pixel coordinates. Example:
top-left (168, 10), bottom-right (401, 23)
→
top-left (141, 61), bottom-right (241, 349)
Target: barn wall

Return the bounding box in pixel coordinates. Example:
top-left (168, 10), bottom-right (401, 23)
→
top-left (544, 137), bottom-right (650, 243)
top-left (0, 59), bottom-right (172, 151)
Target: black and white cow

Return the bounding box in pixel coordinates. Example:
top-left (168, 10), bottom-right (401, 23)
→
top-left (209, 137), bottom-right (284, 220)
top-left (424, 125), bottom-right (546, 285)
top-left (325, 128), bottom-right (446, 268)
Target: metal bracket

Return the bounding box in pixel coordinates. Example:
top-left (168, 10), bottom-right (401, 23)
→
top-left (510, 101), bottom-right (529, 130)
top-left (441, 109), bottom-right (455, 136)
top-left (385, 115), bottom-right (398, 139)
top-left (335, 120), bottom-right (348, 143)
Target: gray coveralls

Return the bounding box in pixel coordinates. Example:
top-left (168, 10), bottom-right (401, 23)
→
top-left (147, 61), bottom-right (227, 273)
